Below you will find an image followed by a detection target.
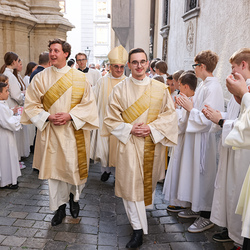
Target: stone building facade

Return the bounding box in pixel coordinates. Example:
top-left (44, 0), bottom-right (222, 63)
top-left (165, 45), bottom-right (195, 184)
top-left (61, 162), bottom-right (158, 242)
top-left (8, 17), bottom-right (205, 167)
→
top-left (111, 0), bottom-right (250, 99)
top-left (0, 0), bottom-right (73, 71)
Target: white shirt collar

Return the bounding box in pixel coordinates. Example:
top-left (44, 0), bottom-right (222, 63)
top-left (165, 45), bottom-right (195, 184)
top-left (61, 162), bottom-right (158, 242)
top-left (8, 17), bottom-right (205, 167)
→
top-left (52, 65), bottom-right (71, 73)
top-left (131, 76), bottom-right (150, 85)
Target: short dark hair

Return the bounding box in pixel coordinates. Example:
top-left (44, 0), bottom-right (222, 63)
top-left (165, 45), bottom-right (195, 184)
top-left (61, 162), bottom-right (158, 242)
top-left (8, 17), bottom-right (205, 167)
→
top-left (179, 71), bottom-right (197, 91)
top-left (67, 58), bottom-right (75, 67)
top-left (150, 58), bottom-right (160, 72)
top-left (128, 48), bottom-right (148, 63)
top-left (0, 74), bottom-right (8, 83)
top-left (194, 50), bottom-right (218, 73)
top-left (48, 38), bottom-right (71, 60)
top-left (173, 70), bottom-right (184, 82)
top-left (155, 60), bottom-right (168, 74)
top-left (167, 74), bottom-right (173, 80)
top-left (75, 52), bottom-right (87, 60)
top-left (0, 82), bottom-right (8, 92)
top-left (39, 52), bottom-right (50, 65)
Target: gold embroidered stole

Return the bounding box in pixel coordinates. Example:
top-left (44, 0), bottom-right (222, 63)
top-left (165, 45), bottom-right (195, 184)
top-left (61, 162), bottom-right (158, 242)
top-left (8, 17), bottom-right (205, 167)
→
top-left (122, 79), bottom-right (165, 206)
top-left (43, 68), bottom-right (88, 180)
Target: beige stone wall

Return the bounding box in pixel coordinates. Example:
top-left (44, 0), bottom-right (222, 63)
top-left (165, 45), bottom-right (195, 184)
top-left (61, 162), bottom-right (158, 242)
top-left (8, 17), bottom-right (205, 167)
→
top-left (0, 0), bottom-right (73, 75)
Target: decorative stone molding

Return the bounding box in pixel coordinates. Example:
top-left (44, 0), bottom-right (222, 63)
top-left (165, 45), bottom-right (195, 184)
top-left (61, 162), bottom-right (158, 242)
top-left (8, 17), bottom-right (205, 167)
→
top-left (182, 0), bottom-right (200, 22)
top-left (182, 6), bottom-right (200, 22)
top-left (160, 25), bottom-right (170, 39)
top-left (186, 21), bottom-right (194, 52)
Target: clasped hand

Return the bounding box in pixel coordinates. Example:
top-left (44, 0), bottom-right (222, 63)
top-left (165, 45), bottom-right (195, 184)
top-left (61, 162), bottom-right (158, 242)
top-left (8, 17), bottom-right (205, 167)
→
top-left (175, 93), bottom-right (193, 112)
top-left (48, 112), bottom-right (71, 126)
top-left (131, 122), bottom-right (151, 137)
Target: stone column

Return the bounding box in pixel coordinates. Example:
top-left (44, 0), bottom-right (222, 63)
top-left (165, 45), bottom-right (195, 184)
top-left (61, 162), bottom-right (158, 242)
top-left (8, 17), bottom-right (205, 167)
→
top-left (29, 0), bottom-right (73, 62)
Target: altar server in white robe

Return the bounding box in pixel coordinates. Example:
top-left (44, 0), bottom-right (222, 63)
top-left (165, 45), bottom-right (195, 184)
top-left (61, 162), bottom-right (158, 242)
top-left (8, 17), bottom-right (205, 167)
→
top-left (21, 39), bottom-right (99, 227)
top-left (163, 71), bottom-right (197, 212)
top-left (0, 81), bottom-right (21, 189)
top-left (103, 48), bottom-right (178, 248)
top-left (175, 50), bottom-right (224, 233)
top-left (203, 48), bottom-right (250, 248)
top-left (90, 45), bottom-right (128, 182)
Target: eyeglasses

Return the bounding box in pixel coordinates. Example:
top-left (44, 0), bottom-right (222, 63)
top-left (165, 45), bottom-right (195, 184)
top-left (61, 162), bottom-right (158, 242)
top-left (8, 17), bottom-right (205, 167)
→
top-left (192, 63), bottom-right (201, 69)
top-left (76, 59), bottom-right (87, 62)
top-left (112, 65), bottom-right (125, 70)
top-left (131, 60), bottom-right (147, 67)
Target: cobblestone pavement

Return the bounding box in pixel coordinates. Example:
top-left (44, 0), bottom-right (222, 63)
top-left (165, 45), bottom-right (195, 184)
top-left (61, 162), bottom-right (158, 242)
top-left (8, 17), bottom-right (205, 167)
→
top-left (0, 154), bottom-right (235, 250)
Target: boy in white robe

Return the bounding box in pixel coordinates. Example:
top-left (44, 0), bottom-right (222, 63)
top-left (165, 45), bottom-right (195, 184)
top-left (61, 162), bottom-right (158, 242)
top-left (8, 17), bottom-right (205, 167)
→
top-left (0, 81), bottom-right (21, 189)
top-left (163, 71), bottom-right (197, 212)
top-left (175, 50), bottom-right (224, 233)
top-left (203, 48), bottom-right (250, 249)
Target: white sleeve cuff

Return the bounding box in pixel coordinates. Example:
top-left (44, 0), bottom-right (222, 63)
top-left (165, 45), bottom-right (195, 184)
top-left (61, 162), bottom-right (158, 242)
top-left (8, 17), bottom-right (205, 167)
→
top-left (70, 113), bottom-right (86, 130)
top-left (149, 124), bottom-right (165, 144)
top-left (30, 110), bottom-right (50, 131)
top-left (242, 92), bottom-right (250, 109)
top-left (111, 123), bottom-right (133, 144)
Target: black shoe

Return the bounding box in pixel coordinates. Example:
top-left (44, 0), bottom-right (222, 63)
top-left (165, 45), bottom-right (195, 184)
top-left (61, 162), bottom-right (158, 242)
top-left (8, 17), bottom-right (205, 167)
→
top-left (51, 204), bottom-right (66, 226)
top-left (101, 171), bottom-right (111, 182)
top-left (213, 228), bottom-right (233, 242)
top-left (69, 193), bottom-right (80, 218)
top-left (126, 229), bottom-right (143, 248)
top-left (4, 184), bottom-right (19, 189)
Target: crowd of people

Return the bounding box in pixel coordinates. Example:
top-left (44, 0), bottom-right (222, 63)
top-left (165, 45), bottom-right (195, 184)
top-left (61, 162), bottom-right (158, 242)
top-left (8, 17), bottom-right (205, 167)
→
top-left (0, 38), bottom-right (250, 250)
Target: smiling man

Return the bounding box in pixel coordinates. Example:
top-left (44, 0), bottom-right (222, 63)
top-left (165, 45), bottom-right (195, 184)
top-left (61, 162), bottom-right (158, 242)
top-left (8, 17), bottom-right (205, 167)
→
top-left (75, 52), bottom-right (101, 87)
top-left (21, 38), bottom-right (99, 226)
top-left (90, 45), bottom-right (128, 182)
top-left (102, 48), bottom-right (178, 248)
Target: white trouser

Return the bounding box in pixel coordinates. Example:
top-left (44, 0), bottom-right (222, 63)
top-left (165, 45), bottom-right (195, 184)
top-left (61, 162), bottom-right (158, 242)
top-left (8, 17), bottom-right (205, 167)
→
top-left (123, 199), bottom-right (153, 234)
top-left (48, 179), bottom-right (85, 211)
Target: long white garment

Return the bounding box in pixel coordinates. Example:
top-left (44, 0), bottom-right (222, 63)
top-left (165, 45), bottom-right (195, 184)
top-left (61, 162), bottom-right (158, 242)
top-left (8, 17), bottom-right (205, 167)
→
top-left (0, 101), bottom-right (21, 187)
top-left (3, 68), bottom-right (30, 159)
top-left (23, 75), bottom-right (30, 88)
top-left (3, 68), bottom-right (24, 108)
top-left (163, 107), bottom-right (190, 207)
top-left (225, 92), bottom-right (250, 239)
top-left (177, 77), bottom-right (224, 212)
top-left (210, 96), bottom-right (250, 245)
top-left (48, 179), bottom-right (85, 211)
top-left (90, 73), bottom-right (126, 174)
top-left (85, 68), bottom-right (102, 87)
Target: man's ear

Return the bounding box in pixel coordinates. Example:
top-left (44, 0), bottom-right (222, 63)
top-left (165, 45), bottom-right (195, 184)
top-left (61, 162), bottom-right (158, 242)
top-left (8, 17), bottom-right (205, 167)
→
top-left (127, 62), bottom-right (131, 70)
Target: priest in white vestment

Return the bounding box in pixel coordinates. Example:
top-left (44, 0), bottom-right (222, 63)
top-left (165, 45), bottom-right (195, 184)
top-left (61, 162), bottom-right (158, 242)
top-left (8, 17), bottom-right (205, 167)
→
top-left (21, 39), bottom-right (99, 226)
top-left (103, 48), bottom-right (178, 248)
top-left (90, 45), bottom-right (128, 182)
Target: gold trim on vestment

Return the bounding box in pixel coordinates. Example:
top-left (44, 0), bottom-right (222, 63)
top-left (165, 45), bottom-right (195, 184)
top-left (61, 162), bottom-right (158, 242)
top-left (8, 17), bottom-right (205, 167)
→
top-left (122, 79), bottom-right (166, 206)
top-left (42, 68), bottom-right (88, 180)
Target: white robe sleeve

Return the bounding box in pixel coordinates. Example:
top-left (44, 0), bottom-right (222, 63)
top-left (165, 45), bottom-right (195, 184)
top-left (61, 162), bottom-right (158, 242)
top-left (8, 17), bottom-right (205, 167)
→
top-left (225, 92), bottom-right (250, 149)
top-left (30, 110), bottom-right (50, 131)
top-left (110, 123), bottom-right (132, 144)
top-left (0, 105), bottom-right (22, 132)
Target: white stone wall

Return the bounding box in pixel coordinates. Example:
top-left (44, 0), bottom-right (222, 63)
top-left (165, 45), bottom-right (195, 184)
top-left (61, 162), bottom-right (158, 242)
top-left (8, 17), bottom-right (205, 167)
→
top-left (157, 0), bottom-right (250, 100)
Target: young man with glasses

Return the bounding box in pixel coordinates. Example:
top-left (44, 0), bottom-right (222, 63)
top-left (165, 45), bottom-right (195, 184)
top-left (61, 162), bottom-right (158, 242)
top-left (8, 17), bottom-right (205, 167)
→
top-left (75, 52), bottom-right (101, 87)
top-left (90, 45), bottom-right (128, 182)
top-left (102, 48), bottom-right (178, 248)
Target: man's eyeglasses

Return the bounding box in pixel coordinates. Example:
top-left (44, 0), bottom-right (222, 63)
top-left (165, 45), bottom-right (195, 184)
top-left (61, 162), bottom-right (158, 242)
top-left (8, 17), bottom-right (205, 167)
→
top-left (112, 65), bottom-right (125, 70)
top-left (76, 59), bottom-right (87, 62)
top-left (131, 60), bottom-right (147, 67)
top-left (192, 63), bottom-right (201, 69)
